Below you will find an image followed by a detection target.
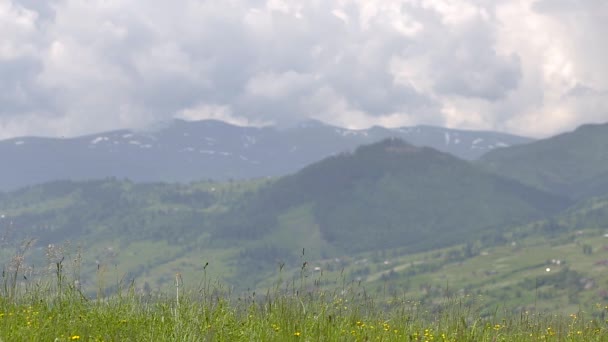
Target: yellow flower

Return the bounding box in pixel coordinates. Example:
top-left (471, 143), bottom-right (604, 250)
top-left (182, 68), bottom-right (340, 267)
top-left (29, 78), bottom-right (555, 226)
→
top-left (71, 336), bottom-right (80, 340)
top-left (294, 331), bottom-right (301, 337)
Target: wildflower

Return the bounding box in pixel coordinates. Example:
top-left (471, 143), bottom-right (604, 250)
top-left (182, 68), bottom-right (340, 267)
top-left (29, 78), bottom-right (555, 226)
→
top-left (294, 331), bottom-right (301, 337)
top-left (71, 336), bottom-right (80, 340)
top-left (423, 328), bottom-right (435, 341)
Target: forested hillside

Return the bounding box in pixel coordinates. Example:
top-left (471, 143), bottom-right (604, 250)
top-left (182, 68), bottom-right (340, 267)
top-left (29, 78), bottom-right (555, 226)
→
top-left (481, 122), bottom-right (608, 199)
top-left (214, 139), bottom-right (569, 254)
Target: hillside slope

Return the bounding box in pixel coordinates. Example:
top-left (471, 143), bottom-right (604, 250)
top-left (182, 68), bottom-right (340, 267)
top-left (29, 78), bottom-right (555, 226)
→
top-left (215, 139), bottom-right (571, 255)
top-left (480, 122), bottom-right (608, 199)
top-left (280, 195), bottom-right (608, 315)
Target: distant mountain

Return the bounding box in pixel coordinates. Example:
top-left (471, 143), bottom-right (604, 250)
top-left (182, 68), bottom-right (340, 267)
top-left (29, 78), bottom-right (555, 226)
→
top-left (0, 119), bottom-right (532, 191)
top-left (214, 139), bottom-right (570, 255)
top-left (480, 122), bottom-right (608, 199)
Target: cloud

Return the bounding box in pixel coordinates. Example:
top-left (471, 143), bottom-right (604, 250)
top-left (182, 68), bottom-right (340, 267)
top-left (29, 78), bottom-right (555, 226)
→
top-left (0, 0), bottom-right (606, 139)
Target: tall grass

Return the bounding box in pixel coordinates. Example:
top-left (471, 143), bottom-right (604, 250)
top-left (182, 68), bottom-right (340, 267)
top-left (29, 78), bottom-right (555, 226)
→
top-left (1, 248), bottom-right (607, 341)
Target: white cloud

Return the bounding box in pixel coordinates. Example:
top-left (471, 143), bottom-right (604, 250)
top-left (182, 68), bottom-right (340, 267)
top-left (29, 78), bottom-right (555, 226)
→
top-left (245, 71), bottom-right (317, 99)
top-left (0, 1), bottom-right (39, 60)
top-left (0, 0), bottom-right (606, 139)
top-left (176, 103), bottom-right (272, 127)
top-left (491, 0), bottom-right (608, 136)
top-left (331, 9), bottom-right (349, 24)
top-left (420, 0), bottom-right (486, 26)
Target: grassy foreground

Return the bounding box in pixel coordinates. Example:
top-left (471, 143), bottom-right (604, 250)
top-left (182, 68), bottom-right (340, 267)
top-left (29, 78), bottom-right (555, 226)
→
top-left (1, 269), bottom-right (608, 342)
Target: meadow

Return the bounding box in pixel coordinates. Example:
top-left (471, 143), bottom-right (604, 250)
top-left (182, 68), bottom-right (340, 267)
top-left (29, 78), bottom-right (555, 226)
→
top-left (1, 259), bottom-right (607, 342)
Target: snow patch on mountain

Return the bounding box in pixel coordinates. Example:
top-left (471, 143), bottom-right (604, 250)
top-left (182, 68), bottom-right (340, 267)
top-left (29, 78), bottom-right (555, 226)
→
top-left (336, 129), bottom-right (368, 137)
top-left (91, 137), bottom-right (109, 144)
top-left (0, 119), bottom-right (535, 191)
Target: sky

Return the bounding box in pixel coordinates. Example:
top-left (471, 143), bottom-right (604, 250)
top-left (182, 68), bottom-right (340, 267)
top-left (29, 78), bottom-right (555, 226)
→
top-left (0, 0), bottom-right (607, 139)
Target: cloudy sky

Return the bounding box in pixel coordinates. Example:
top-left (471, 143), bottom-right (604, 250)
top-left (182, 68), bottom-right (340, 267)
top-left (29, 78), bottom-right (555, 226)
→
top-left (1, 0), bottom-right (606, 139)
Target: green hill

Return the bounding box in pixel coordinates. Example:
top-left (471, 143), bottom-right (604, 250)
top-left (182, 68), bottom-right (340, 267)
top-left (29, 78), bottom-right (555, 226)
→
top-left (480, 122), bottom-right (608, 199)
top-left (214, 139), bottom-right (570, 255)
top-left (0, 178), bottom-right (269, 292)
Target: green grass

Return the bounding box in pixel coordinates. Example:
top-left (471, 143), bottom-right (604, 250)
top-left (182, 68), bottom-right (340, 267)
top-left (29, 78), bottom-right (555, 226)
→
top-left (1, 265), bottom-right (608, 342)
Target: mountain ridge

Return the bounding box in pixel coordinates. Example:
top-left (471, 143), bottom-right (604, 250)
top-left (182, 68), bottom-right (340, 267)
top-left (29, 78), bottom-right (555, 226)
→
top-left (0, 119), bottom-right (532, 191)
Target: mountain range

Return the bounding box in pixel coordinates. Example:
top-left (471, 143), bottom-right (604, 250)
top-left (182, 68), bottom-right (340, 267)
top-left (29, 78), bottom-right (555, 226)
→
top-left (1, 119), bottom-right (608, 302)
top-left (0, 119), bottom-right (532, 191)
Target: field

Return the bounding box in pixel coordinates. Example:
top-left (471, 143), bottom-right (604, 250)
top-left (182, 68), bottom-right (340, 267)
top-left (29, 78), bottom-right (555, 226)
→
top-left (2, 260), bottom-right (608, 342)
